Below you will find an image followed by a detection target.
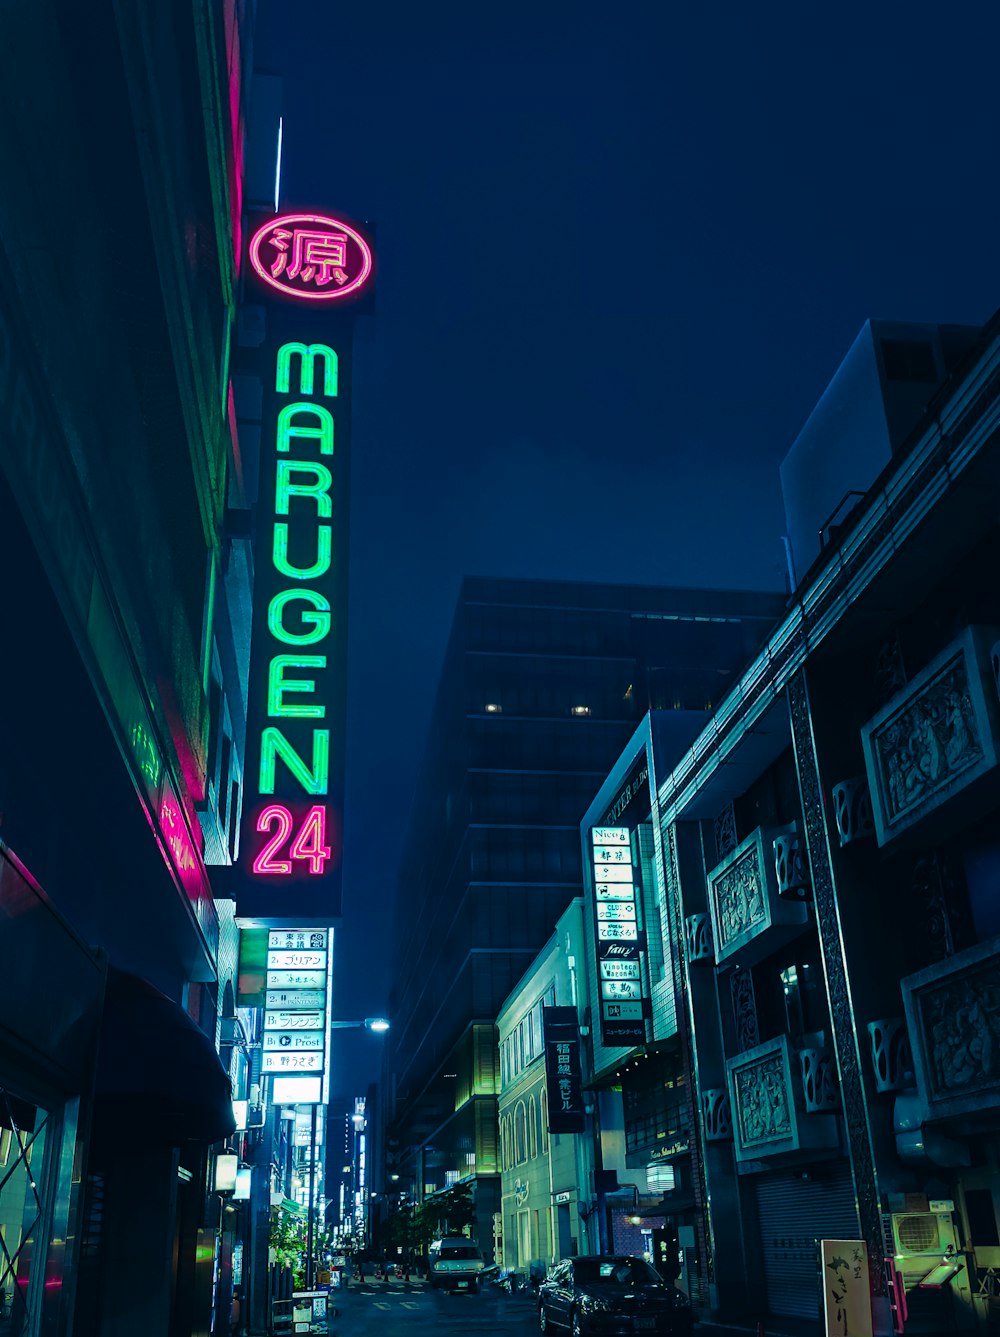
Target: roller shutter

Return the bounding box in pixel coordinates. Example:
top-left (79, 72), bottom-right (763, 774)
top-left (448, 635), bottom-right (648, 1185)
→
top-left (752, 1161), bottom-right (859, 1320)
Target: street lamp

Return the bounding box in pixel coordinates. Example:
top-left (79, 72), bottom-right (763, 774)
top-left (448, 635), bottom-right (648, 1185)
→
top-left (300, 1018), bottom-right (390, 1287)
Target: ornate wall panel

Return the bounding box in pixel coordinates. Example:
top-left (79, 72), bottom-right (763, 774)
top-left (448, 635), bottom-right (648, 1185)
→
top-left (860, 625), bottom-right (1000, 846)
top-left (726, 1034), bottom-right (838, 1165)
top-left (706, 827), bottom-right (808, 968)
top-left (901, 935), bottom-right (1000, 1123)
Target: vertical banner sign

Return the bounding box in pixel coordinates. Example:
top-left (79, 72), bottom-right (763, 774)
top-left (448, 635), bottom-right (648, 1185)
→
top-left (236, 211), bottom-right (374, 924)
top-left (592, 826), bottom-right (647, 1046)
top-left (821, 1240), bottom-right (873, 1337)
top-left (263, 928), bottom-right (331, 1090)
top-left (543, 1006), bottom-right (586, 1133)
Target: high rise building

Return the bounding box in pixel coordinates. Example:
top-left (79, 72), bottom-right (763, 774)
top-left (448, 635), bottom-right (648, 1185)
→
top-left (385, 576), bottom-right (786, 1245)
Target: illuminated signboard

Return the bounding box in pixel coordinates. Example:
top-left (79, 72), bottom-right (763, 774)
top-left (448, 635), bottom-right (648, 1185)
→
top-left (542, 1006), bottom-right (586, 1133)
top-left (262, 929), bottom-right (332, 1103)
top-left (235, 210), bottom-right (373, 923)
top-left (591, 826), bottom-right (648, 1046)
top-left (249, 213), bottom-right (373, 303)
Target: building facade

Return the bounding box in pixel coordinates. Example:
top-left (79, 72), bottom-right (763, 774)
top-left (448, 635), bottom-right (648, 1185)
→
top-left (385, 577), bottom-right (785, 1250)
top-left (559, 315), bottom-right (1000, 1334)
top-left (497, 899), bottom-right (597, 1273)
top-left (0, 2), bottom-right (261, 1334)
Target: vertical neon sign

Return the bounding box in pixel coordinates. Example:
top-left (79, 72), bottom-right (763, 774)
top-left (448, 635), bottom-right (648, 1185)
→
top-left (237, 213), bottom-right (372, 922)
top-left (249, 342), bottom-right (342, 882)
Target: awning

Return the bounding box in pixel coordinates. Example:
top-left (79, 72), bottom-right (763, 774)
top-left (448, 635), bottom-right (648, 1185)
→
top-left (91, 966), bottom-right (236, 1157)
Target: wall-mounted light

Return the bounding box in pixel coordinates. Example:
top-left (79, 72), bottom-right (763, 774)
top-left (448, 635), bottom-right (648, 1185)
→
top-left (484, 703), bottom-right (502, 714)
top-left (215, 1152), bottom-right (239, 1195)
top-left (571, 705), bottom-right (591, 717)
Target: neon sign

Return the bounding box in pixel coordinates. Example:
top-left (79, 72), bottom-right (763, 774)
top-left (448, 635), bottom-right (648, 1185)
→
top-left (249, 213), bottom-right (373, 302)
top-left (236, 217), bottom-right (370, 921)
top-left (244, 338), bottom-right (345, 881)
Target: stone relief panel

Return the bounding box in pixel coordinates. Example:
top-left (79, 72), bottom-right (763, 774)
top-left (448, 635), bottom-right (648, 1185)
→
top-left (728, 1037), bottom-right (795, 1158)
top-left (902, 936), bottom-right (1000, 1123)
top-left (727, 1034), bottom-right (842, 1165)
top-left (714, 841), bottom-right (766, 946)
top-left (707, 827), bottom-right (809, 968)
top-left (736, 1052), bottom-right (792, 1146)
top-left (861, 627), bottom-right (1000, 847)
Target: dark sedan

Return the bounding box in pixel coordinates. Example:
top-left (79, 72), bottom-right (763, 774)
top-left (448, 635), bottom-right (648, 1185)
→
top-left (537, 1256), bottom-right (694, 1336)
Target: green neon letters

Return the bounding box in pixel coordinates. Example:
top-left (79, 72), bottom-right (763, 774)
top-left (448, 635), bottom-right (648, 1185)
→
top-left (252, 338), bottom-right (340, 874)
top-left (276, 342), bottom-right (338, 397)
top-left (267, 590), bottom-right (331, 645)
top-left (273, 522), bottom-right (331, 579)
top-left (276, 402), bottom-right (334, 455)
top-left (268, 655), bottom-right (327, 717)
top-left (275, 460), bottom-right (333, 516)
top-left (259, 727), bottom-right (330, 794)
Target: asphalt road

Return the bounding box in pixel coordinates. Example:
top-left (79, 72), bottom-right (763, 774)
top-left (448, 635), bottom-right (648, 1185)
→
top-left (326, 1277), bottom-right (541, 1334)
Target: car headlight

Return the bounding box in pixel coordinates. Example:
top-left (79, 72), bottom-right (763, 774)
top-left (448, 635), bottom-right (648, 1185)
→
top-left (580, 1293), bottom-right (613, 1313)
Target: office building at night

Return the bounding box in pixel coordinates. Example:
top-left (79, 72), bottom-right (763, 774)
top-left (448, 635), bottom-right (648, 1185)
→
top-left (385, 576), bottom-right (786, 1248)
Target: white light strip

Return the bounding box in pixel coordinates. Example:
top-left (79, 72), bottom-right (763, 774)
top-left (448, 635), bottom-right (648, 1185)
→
top-left (274, 117), bottom-right (283, 212)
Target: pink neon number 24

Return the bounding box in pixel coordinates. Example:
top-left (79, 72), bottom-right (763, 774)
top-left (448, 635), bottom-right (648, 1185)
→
top-left (254, 804), bottom-right (331, 876)
top-left (289, 806), bottom-right (332, 874)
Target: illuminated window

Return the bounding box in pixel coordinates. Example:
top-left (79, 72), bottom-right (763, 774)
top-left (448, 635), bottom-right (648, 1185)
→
top-left (645, 1163), bottom-right (676, 1193)
top-left (570, 705), bottom-right (591, 717)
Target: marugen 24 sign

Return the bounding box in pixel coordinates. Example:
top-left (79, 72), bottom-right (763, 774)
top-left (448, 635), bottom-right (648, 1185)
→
top-left (234, 212), bottom-right (374, 923)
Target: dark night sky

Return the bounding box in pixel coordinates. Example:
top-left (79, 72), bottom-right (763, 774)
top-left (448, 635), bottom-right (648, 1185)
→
top-left (255, 1), bottom-right (1000, 1088)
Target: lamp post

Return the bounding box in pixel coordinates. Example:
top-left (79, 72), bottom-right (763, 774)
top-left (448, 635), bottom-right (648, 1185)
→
top-left (302, 1018), bottom-right (389, 1289)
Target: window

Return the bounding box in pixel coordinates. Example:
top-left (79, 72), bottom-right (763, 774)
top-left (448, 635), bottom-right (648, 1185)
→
top-left (514, 1101), bottom-right (527, 1164)
top-left (528, 1095), bottom-right (537, 1159)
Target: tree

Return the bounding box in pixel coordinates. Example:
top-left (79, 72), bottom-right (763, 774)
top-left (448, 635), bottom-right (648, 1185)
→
top-left (423, 1182), bottom-right (476, 1238)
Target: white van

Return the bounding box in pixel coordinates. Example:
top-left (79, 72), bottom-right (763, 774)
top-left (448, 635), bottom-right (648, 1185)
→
top-left (427, 1236), bottom-right (486, 1293)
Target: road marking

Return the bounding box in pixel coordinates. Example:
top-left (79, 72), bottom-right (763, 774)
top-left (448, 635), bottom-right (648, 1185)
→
top-left (373, 1301), bottom-right (392, 1310)
top-left (400, 1301), bottom-right (419, 1309)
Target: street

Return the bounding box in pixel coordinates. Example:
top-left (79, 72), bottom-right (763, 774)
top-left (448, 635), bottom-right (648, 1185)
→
top-left (326, 1277), bottom-right (540, 1335)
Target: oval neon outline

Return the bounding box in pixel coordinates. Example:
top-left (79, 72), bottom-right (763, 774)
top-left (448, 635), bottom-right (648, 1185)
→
top-left (249, 212), bottom-right (374, 302)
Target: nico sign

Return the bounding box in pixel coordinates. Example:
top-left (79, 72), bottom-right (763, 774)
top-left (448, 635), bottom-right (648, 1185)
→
top-left (592, 826), bottom-right (647, 1047)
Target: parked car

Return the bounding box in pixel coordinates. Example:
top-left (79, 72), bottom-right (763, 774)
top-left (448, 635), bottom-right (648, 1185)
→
top-left (427, 1236), bottom-right (486, 1293)
top-left (537, 1255), bottom-right (694, 1336)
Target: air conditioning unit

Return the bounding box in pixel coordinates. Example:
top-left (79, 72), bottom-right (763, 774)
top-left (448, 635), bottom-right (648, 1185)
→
top-left (890, 1212), bottom-right (957, 1264)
